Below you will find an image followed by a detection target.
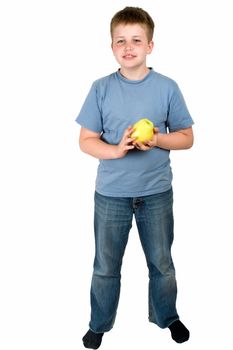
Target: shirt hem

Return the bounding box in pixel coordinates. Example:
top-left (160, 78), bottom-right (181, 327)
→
top-left (95, 185), bottom-right (172, 198)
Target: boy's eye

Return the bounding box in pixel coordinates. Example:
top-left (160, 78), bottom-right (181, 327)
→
top-left (116, 39), bottom-right (124, 44)
top-left (134, 39), bottom-right (141, 43)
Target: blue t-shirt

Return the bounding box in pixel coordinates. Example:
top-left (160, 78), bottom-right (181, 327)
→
top-left (76, 69), bottom-right (194, 197)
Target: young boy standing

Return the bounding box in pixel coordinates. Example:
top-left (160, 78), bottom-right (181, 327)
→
top-left (76, 7), bottom-right (194, 349)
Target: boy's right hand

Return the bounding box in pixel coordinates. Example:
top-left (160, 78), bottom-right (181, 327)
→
top-left (114, 126), bottom-right (135, 158)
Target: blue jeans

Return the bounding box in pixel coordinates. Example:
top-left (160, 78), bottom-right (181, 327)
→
top-left (89, 188), bottom-right (179, 333)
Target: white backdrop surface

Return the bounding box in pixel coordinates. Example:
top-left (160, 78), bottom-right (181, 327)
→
top-left (0, 0), bottom-right (232, 349)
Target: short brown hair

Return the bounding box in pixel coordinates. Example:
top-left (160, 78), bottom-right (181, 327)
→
top-left (110, 7), bottom-right (154, 42)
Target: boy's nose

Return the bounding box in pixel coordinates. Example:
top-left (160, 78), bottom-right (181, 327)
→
top-left (125, 44), bottom-right (133, 51)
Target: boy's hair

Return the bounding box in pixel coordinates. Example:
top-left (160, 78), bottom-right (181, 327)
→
top-left (110, 7), bottom-right (154, 42)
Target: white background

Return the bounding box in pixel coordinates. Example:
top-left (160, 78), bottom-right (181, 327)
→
top-left (0, 0), bottom-right (233, 349)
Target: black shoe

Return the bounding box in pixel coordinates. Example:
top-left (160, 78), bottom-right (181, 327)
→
top-left (82, 329), bottom-right (104, 349)
top-left (168, 320), bottom-right (190, 343)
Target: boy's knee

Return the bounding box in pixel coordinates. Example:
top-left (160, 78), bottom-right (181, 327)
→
top-left (149, 259), bottom-right (175, 277)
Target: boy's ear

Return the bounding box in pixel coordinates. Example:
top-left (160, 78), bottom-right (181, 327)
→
top-left (147, 40), bottom-right (154, 54)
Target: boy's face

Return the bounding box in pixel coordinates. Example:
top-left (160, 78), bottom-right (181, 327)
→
top-left (111, 23), bottom-right (154, 72)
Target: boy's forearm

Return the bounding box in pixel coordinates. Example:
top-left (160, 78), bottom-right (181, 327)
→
top-left (80, 137), bottom-right (117, 159)
top-left (157, 130), bottom-right (193, 150)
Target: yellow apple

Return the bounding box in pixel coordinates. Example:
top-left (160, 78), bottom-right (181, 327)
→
top-left (131, 118), bottom-right (154, 143)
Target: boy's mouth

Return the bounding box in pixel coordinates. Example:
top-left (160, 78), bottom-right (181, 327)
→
top-left (123, 54), bottom-right (136, 60)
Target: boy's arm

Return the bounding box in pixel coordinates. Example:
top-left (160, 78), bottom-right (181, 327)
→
top-left (135, 127), bottom-right (194, 151)
top-left (156, 127), bottom-right (194, 150)
top-left (79, 126), bottom-right (135, 159)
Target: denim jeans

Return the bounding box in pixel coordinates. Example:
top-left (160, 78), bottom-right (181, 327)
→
top-left (89, 188), bottom-right (179, 333)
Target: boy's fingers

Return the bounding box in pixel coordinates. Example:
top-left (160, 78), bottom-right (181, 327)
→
top-left (135, 142), bottom-right (143, 149)
top-left (135, 141), bottom-right (151, 150)
top-left (126, 144), bottom-right (135, 150)
top-left (127, 125), bottom-right (133, 132)
top-left (125, 126), bottom-right (133, 136)
top-left (144, 139), bottom-right (152, 145)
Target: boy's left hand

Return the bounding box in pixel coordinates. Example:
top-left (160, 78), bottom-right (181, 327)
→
top-left (134, 127), bottom-right (159, 151)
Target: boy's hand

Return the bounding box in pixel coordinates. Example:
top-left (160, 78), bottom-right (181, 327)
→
top-left (115, 126), bottom-right (135, 158)
top-left (134, 127), bottom-right (159, 151)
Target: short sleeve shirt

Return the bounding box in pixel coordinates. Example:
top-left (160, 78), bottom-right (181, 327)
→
top-left (76, 69), bottom-right (194, 197)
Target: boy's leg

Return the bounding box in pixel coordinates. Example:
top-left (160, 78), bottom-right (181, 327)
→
top-left (134, 188), bottom-right (179, 328)
top-left (89, 192), bottom-right (133, 333)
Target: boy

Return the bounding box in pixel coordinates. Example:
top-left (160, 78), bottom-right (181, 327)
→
top-left (76, 7), bottom-right (194, 349)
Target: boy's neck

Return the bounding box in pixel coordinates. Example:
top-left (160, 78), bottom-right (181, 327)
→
top-left (119, 66), bottom-right (150, 81)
